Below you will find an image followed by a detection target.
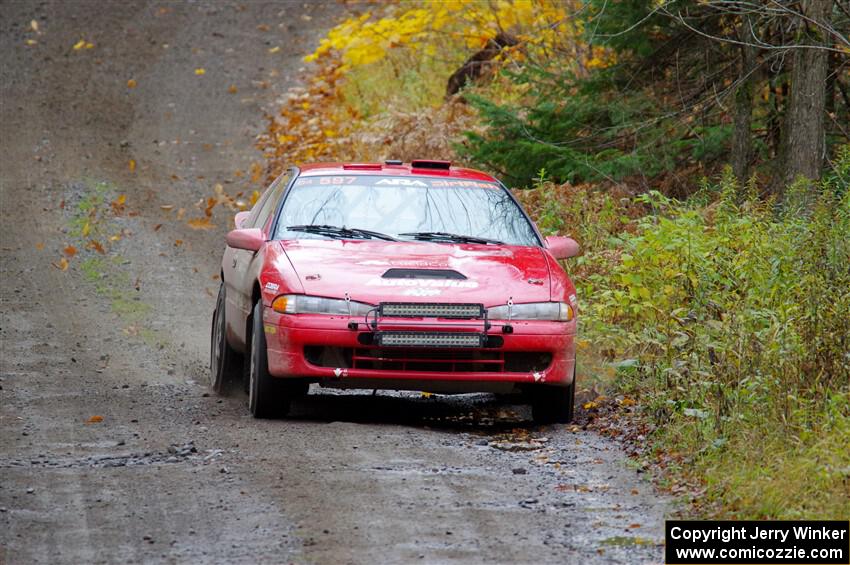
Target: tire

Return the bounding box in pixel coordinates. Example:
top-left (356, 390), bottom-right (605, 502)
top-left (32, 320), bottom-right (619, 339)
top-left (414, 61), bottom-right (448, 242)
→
top-left (210, 283), bottom-right (243, 394)
top-left (531, 370), bottom-right (576, 425)
top-left (248, 300), bottom-right (292, 418)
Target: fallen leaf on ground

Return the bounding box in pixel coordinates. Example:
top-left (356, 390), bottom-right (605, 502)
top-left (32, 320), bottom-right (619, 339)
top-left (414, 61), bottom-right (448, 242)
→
top-left (153, 223), bottom-right (162, 231)
top-left (194, 68), bottom-right (206, 75)
top-left (30, 19), bottom-right (39, 32)
top-left (73, 39), bottom-right (94, 50)
top-left (256, 24), bottom-right (270, 31)
top-left (176, 208), bottom-right (186, 219)
top-left (86, 415), bottom-right (104, 424)
top-left (63, 245), bottom-right (77, 257)
top-left (35, 242), bottom-right (45, 250)
top-left (88, 240), bottom-right (105, 254)
top-left (187, 217), bottom-right (215, 230)
top-left (629, 523), bottom-right (641, 529)
top-left (228, 84), bottom-right (238, 94)
top-left (111, 194), bottom-right (127, 215)
top-left (174, 239), bottom-right (183, 246)
top-left (25, 39), bottom-right (37, 46)
top-left (203, 197), bottom-right (216, 217)
top-left (82, 221), bottom-right (91, 237)
top-left (160, 205), bottom-right (174, 211)
top-left (53, 257), bottom-right (69, 271)
top-left (250, 162), bottom-right (263, 183)
top-left (127, 79), bottom-right (137, 88)
top-left (268, 46), bottom-right (280, 54)
top-left (128, 159), bottom-right (136, 172)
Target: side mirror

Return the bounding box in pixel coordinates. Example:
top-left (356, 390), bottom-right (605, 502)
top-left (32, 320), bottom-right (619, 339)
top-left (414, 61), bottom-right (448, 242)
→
top-left (544, 236), bottom-right (580, 260)
top-left (234, 211), bottom-right (250, 228)
top-left (226, 228), bottom-right (265, 252)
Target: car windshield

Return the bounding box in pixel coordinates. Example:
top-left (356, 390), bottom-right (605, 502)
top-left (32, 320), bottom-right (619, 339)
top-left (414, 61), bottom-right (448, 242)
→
top-left (274, 175), bottom-right (539, 246)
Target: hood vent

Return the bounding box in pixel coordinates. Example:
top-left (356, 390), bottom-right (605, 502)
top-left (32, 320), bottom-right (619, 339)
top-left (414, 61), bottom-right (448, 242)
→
top-left (382, 268), bottom-right (466, 280)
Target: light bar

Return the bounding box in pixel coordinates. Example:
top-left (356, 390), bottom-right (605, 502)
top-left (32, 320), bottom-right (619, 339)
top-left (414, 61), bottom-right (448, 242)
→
top-left (380, 302), bottom-right (484, 319)
top-left (376, 332), bottom-right (484, 348)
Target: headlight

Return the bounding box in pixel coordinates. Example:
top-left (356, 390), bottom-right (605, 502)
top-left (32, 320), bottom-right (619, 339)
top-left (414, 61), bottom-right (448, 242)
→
top-left (487, 302), bottom-right (573, 321)
top-left (271, 294), bottom-right (374, 316)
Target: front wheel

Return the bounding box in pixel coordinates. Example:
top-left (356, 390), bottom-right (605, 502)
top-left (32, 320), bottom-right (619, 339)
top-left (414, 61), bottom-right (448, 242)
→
top-left (248, 301), bottom-right (296, 418)
top-left (530, 371), bottom-right (575, 424)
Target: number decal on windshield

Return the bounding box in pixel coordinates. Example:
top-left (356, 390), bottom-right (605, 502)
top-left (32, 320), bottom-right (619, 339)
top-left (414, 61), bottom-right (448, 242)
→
top-left (318, 176), bottom-right (357, 185)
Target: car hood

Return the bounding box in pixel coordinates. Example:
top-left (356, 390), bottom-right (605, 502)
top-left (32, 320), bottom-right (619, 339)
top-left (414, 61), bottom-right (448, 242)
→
top-left (279, 239), bottom-right (551, 305)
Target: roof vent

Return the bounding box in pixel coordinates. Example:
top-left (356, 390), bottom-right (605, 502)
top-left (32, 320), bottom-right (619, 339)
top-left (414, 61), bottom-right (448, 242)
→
top-left (410, 159), bottom-right (451, 170)
top-left (384, 159), bottom-right (403, 166)
top-left (382, 268), bottom-right (466, 280)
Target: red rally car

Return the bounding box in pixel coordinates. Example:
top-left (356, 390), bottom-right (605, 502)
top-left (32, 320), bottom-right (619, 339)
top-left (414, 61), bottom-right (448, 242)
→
top-left (210, 160), bottom-right (580, 423)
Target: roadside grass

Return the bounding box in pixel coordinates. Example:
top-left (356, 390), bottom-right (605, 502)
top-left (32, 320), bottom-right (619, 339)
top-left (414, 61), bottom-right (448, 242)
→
top-left (703, 405), bottom-right (850, 518)
top-left (67, 180), bottom-right (163, 349)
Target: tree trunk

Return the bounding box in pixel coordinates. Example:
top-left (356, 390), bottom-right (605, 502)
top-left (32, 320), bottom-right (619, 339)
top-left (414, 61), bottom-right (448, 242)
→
top-left (732, 15), bottom-right (757, 183)
top-left (782, 0), bottom-right (831, 184)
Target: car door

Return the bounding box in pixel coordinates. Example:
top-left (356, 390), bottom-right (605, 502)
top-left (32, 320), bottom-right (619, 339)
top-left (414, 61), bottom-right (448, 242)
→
top-left (224, 172), bottom-right (290, 348)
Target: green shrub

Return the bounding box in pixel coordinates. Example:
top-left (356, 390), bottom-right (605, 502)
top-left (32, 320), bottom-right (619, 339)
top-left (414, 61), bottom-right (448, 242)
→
top-left (574, 159), bottom-right (850, 517)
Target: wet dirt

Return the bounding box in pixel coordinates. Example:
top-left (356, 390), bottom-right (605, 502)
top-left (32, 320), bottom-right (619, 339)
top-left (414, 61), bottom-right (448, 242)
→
top-left (0, 1), bottom-right (671, 563)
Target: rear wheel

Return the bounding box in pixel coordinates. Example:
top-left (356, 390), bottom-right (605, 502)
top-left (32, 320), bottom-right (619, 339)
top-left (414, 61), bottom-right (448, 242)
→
top-left (210, 283), bottom-right (243, 394)
top-left (248, 301), bottom-right (302, 418)
top-left (530, 370), bottom-right (575, 424)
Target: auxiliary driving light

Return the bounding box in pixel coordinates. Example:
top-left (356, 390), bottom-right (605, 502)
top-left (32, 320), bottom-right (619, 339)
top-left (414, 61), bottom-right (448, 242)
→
top-left (376, 332), bottom-right (484, 348)
top-left (379, 302), bottom-right (484, 319)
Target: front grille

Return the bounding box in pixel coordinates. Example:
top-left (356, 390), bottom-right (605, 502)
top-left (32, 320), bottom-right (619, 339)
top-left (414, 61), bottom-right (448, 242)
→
top-left (304, 346), bottom-right (552, 374)
top-left (379, 302), bottom-right (484, 319)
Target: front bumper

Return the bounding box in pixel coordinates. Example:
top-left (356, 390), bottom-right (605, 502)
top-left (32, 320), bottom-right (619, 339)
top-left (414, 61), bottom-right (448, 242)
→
top-left (262, 307), bottom-right (576, 389)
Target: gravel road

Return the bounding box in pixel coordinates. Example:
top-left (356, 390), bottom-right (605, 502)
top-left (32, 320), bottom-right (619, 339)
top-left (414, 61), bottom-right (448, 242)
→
top-left (0, 2), bottom-right (671, 563)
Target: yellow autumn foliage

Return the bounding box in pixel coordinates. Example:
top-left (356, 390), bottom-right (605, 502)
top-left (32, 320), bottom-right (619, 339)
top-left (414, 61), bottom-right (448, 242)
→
top-left (260, 1), bottom-right (616, 182)
top-left (305, 0), bottom-right (614, 73)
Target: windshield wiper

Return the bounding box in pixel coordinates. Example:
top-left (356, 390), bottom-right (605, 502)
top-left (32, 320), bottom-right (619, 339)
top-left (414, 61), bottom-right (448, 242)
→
top-left (286, 224), bottom-right (398, 241)
top-left (398, 231), bottom-right (504, 245)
